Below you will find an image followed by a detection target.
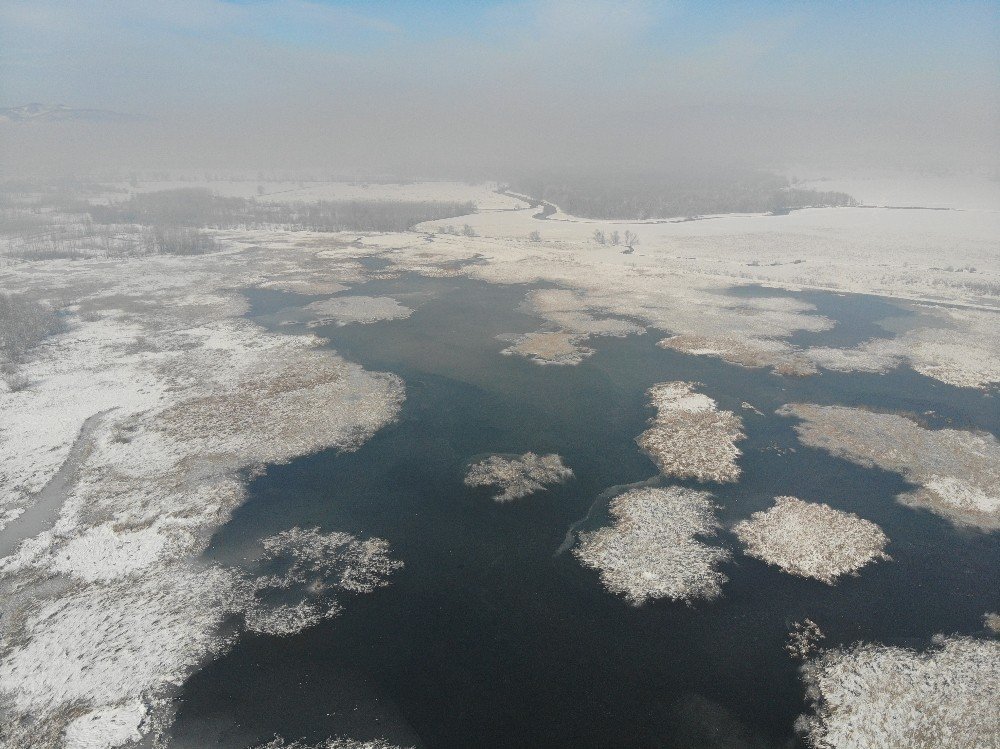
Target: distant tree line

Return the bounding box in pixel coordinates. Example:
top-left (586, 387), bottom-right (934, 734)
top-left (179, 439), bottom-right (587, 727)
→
top-left (508, 170), bottom-right (856, 220)
top-left (88, 189), bottom-right (477, 232)
top-left (1, 188), bottom-right (477, 261)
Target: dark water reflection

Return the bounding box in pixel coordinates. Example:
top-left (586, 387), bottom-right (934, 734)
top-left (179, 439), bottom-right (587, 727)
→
top-left (170, 276), bottom-right (998, 749)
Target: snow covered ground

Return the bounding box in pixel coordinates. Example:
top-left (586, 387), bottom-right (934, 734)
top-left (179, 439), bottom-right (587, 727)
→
top-left (0, 239), bottom-right (406, 746)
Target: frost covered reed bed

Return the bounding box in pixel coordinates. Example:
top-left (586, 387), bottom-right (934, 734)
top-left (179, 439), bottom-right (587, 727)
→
top-left (574, 486), bottom-right (730, 605)
top-left (464, 452), bottom-right (573, 502)
top-left (779, 404), bottom-right (1000, 530)
top-left (500, 288), bottom-right (644, 366)
top-left (733, 496), bottom-right (890, 584)
top-left (636, 382), bottom-right (745, 483)
top-left (798, 636), bottom-right (1000, 749)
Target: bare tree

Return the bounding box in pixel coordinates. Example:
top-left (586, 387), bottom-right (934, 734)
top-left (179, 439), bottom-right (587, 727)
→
top-left (462, 224), bottom-right (478, 237)
top-left (623, 230), bottom-right (639, 249)
top-left (609, 230), bottom-right (620, 246)
top-left (592, 229), bottom-right (606, 245)
top-left (528, 230), bottom-right (541, 242)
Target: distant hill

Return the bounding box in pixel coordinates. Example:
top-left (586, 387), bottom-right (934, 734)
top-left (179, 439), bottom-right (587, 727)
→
top-left (0, 103), bottom-right (142, 123)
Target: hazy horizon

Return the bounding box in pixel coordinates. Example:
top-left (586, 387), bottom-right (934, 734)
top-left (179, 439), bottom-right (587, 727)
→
top-left (1, 0), bottom-right (998, 177)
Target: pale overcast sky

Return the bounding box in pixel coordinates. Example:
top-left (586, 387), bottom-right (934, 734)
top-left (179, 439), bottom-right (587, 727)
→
top-left (1, 1), bottom-right (997, 174)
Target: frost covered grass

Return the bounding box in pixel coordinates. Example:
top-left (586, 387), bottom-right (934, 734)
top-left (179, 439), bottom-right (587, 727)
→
top-left (0, 292), bottom-right (63, 364)
top-left (779, 404), bottom-right (1000, 530)
top-left (733, 496), bottom-right (890, 584)
top-left (637, 382), bottom-right (745, 483)
top-left (464, 452), bottom-right (573, 502)
top-left (797, 636), bottom-right (1000, 749)
top-left (574, 487), bottom-right (730, 605)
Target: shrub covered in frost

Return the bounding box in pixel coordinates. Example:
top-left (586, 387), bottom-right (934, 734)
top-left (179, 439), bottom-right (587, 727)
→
top-left (464, 452), bottom-right (573, 502)
top-left (244, 527), bottom-right (403, 636)
top-left (797, 636), bottom-right (1000, 749)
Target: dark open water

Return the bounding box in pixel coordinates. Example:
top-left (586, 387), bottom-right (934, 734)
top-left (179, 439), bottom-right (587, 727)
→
top-left (169, 273), bottom-right (999, 749)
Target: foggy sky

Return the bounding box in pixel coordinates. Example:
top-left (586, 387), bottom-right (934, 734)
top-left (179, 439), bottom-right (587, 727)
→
top-left (1, 0), bottom-right (997, 176)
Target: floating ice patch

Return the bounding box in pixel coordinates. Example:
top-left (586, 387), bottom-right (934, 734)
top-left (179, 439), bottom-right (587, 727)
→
top-left (464, 452), bottom-right (573, 502)
top-left (733, 496), bottom-right (890, 584)
top-left (779, 403), bottom-right (1000, 530)
top-left (574, 487), bottom-right (730, 605)
top-left (637, 382), bottom-right (745, 483)
top-left (304, 295), bottom-right (412, 326)
top-left (797, 636), bottom-right (1000, 749)
top-left (245, 527), bottom-right (402, 637)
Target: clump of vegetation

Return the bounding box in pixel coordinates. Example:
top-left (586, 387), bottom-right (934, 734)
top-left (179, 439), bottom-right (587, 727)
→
top-left (464, 452), bottom-right (573, 502)
top-left (787, 619), bottom-right (825, 659)
top-left (779, 403), bottom-right (1000, 530)
top-left (243, 527), bottom-right (402, 637)
top-left (139, 226), bottom-right (217, 255)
